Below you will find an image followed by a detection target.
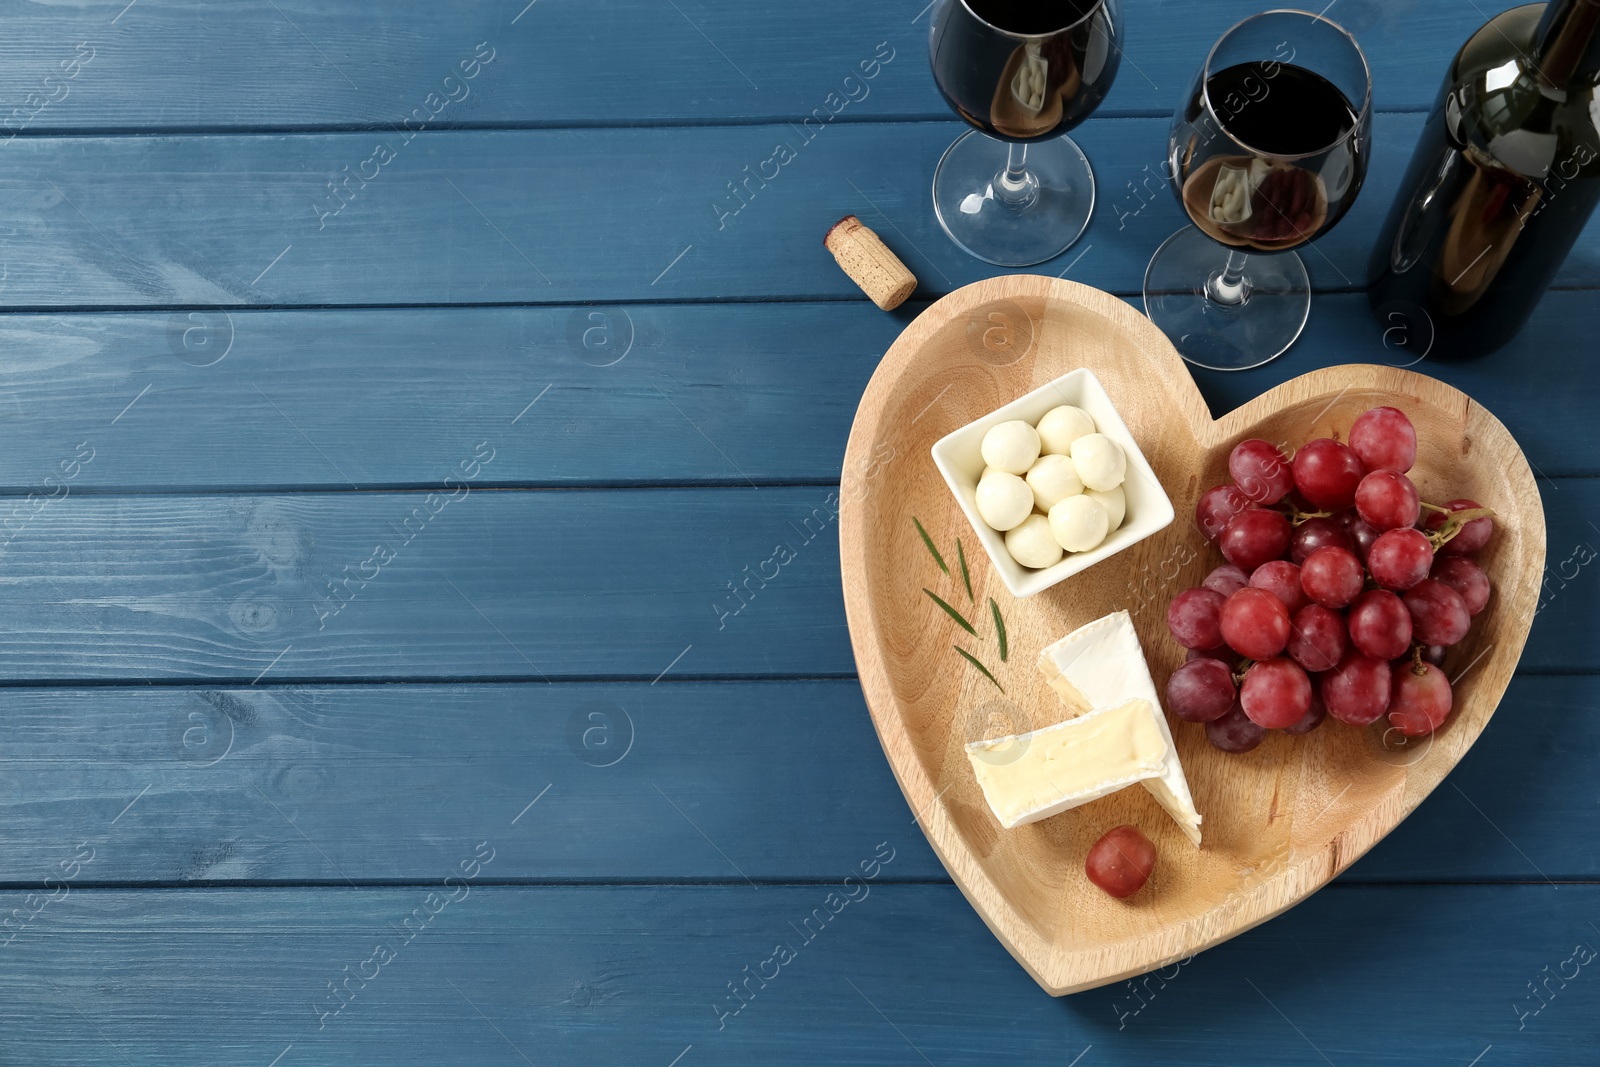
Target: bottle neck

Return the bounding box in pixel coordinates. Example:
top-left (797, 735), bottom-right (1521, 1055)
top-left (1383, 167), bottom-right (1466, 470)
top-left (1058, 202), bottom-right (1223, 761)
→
top-left (1534, 0), bottom-right (1600, 88)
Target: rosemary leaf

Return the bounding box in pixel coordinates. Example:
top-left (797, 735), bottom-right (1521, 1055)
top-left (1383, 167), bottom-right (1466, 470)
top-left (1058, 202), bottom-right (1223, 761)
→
top-left (956, 538), bottom-right (974, 602)
top-left (923, 588), bottom-right (977, 636)
top-left (955, 646), bottom-right (1004, 692)
top-left (912, 517), bottom-right (948, 574)
top-left (990, 598), bottom-right (1007, 662)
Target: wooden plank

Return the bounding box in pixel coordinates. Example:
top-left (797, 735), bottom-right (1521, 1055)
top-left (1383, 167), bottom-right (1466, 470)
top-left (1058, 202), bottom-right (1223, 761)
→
top-left (0, 884), bottom-right (1593, 1063)
top-left (6, 116), bottom-right (1600, 308)
top-left (0, 479), bottom-right (1586, 682)
top-left (0, 673), bottom-right (1593, 886)
top-left (0, 292), bottom-right (1594, 493)
top-left (0, 1), bottom-right (1481, 130)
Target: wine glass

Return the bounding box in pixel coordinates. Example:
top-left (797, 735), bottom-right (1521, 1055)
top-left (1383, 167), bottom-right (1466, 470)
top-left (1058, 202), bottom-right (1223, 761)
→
top-left (928, 0), bottom-right (1123, 267)
top-left (1143, 10), bottom-right (1371, 370)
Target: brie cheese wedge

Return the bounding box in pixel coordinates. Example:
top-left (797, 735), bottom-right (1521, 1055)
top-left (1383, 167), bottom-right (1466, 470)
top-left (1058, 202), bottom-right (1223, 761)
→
top-left (1037, 610), bottom-right (1203, 845)
top-left (966, 697), bottom-right (1168, 830)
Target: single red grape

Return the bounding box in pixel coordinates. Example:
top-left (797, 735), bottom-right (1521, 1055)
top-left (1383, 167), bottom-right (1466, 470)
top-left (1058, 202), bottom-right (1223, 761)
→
top-left (1241, 657), bottom-right (1313, 728)
top-left (1300, 546), bottom-right (1364, 608)
top-left (1220, 587), bottom-right (1291, 661)
top-left (1229, 439), bottom-right (1294, 505)
top-left (1085, 824), bottom-right (1157, 898)
top-left (1367, 528), bottom-right (1434, 591)
top-left (1196, 483), bottom-right (1251, 542)
top-left (1349, 406), bottom-right (1417, 473)
top-left (1291, 516), bottom-right (1355, 564)
top-left (1202, 563), bottom-right (1250, 597)
top-left (1347, 589), bottom-right (1413, 660)
top-left (1343, 513), bottom-right (1380, 562)
top-left (1250, 559), bottom-right (1308, 614)
top-left (1426, 498), bottom-right (1495, 557)
top-left (1292, 438), bottom-right (1365, 509)
top-left (1431, 556), bottom-right (1491, 615)
top-left (1206, 700), bottom-right (1267, 753)
top-left (1320, 651), bottom-right (1393, 725)
top-left (1355, 469), bottom-right (1422, 531)
top-left (1404, 579), bottom-right (1472, 646)
top-left (1167, 658), bottom-right (1237, 723)
top-left (1286, 603), bottom-right (1348, 672)
top-left (1284, 691), bottom-right (1327, 735)
top-left (1387, 661), bottom-right (1453, 737)
top-left (1420, 644), bottom-right (1448, 667)
top-left (1219, 509), bottom-right (1292, 572)
top-left (1167, 587), bottom-right (1227, 650)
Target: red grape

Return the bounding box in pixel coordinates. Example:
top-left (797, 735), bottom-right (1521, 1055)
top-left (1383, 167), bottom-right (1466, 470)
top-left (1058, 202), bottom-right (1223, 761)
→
top-left (1420, 644), bottom-right (1448, 667)
top-left (1404, 579), bottom-right (1472, 646)
top-left (1085, 824), bottom-right (1157, 898)
top-left (1347, 589), bottom-right (1413, 660)
top-left (1286, 603), bottom-right (1348, 672)
top-left (1431, 555), bottom-right (1491, 615)
top-left (1367, 528), bottom-right (1434, 591)
top-left (1283, 692), bottom-right (1327, 735)
top-left (1320, 651), bottom-right (1393, 725)
top-left (1241, 657), bottom-right (1312, 728)
top-left (1387, 662), bottom-right (1453, 737)
top-left (1167, 587), bottom-right (1226, 650)
top-left (1427, 498), bottom-right (1495, 557)
top-left (1202, 563), bottom-right (1250, 597)
top-left (1291, 516), bottom-right (1355, 564)
top-left (1167, 658), bottom-right (1237, 723)
top-left (1229, 439), bottom-right (1294, 505)
top-left (1343, 514), bottom-right (1380, 562)
top-left (1206, 700), bottom-right (1267, 753)
top-left (1349, 406), bottom-right (1417, 473)
top-left (1250, 560), bottom-right (1308, 614)
top-left (1220, 587), bottom-right (1291, 661)
top-left (1292, 438), bottom-right (1365, 509)
top-left (1355, 469), bottom-right (1421, 531)
top-left (1219, 509), bottom-right (1292, 572)
top-left (1196, 483), bottom-right (1251, 542)
top-left (1300, 546), bottom-right (1364, 608)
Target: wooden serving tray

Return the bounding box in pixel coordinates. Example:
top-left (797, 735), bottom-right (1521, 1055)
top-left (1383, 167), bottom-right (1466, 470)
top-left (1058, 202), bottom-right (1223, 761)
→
top-left (838, 275), bottom-right (1545, 995)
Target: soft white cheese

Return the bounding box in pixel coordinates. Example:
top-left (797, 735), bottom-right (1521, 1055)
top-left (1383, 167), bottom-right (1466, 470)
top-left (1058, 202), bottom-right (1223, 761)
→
top-left (1037, 610), bottom-right (1203, 846)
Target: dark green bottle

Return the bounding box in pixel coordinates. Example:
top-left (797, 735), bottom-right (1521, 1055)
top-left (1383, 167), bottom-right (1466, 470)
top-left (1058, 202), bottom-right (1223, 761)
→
top-left (1368, 0), bottom-right (1600, 360)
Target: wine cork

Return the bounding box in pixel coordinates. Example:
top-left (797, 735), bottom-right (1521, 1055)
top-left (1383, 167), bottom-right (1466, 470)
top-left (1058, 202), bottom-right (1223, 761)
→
top-left (824, 215), bottom-right (917, 310)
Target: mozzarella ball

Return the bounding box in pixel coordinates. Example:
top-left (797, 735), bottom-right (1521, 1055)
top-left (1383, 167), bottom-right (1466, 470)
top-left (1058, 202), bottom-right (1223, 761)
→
top-left (1070, 433), bottom-right (1126, 492)
top-left (1005, 514), bottom-right (1064, 569)
top-left (975, 471), bottom-right (1033, 532)
top-left (1037, 405), bottom-right (1096, 455)
top-left (1049, 494), bottom-right (1109, 553)
top-left (980, 420), bottom-right (1041, 475)
top-left (1087, 485), bottom-right (1126, 532)
top-left (1024, 454), bottom-right (1084, 513)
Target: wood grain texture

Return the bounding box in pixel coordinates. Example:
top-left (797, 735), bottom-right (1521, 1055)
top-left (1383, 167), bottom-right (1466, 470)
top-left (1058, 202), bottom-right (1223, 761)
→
top-left (0, 0), bottom-right (1486, 129)
top-left (0, 295), bottom-right (1595, 492)
top-left (0, 488), bottom-right (854, 681)
top-left (3, 116), bottom-right (1598, 308)
top-left (0, 674), bottom-right (1593, 887)
top-left (839, 276), bottom-right (1546, 993)
top-left (0, 884), bottom-right (1594, 1065)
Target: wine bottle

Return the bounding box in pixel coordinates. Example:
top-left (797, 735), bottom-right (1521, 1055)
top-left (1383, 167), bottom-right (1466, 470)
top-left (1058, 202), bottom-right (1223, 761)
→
top-left (1367, 0), bottom-right (1600, 360)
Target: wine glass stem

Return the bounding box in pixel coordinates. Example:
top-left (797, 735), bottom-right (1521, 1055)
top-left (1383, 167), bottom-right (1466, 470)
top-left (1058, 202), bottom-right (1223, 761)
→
top-left (1207, 251), bottom-right (1251, 306)
top-left (994, 142), bottom-right (1039, 208)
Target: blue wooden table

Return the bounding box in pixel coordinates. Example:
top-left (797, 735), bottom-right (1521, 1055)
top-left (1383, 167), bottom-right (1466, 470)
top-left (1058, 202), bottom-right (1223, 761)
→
top-left (0, 1), bottom-right (1596, 1063)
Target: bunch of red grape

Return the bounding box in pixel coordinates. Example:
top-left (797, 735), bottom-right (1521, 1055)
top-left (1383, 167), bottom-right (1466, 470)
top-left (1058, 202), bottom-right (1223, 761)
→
top-left (1165, 406), bottom-right (1496, 754)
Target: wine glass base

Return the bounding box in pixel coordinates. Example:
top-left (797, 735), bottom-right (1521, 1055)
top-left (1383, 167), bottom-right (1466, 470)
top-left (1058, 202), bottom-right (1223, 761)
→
top-left (932, 130), bottom-right (1095, 267)
top-left (1143, 226), bottom-right (1311, 371)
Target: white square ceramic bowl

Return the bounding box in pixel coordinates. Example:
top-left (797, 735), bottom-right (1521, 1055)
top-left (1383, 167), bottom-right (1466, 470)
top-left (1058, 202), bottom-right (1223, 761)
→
top-left (930, 369), bottom-right (1175, 599)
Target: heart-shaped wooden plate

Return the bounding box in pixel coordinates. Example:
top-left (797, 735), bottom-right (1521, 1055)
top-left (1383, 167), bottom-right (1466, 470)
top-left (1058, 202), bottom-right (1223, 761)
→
top-left (838, 276), bottom-right (1545, 995)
